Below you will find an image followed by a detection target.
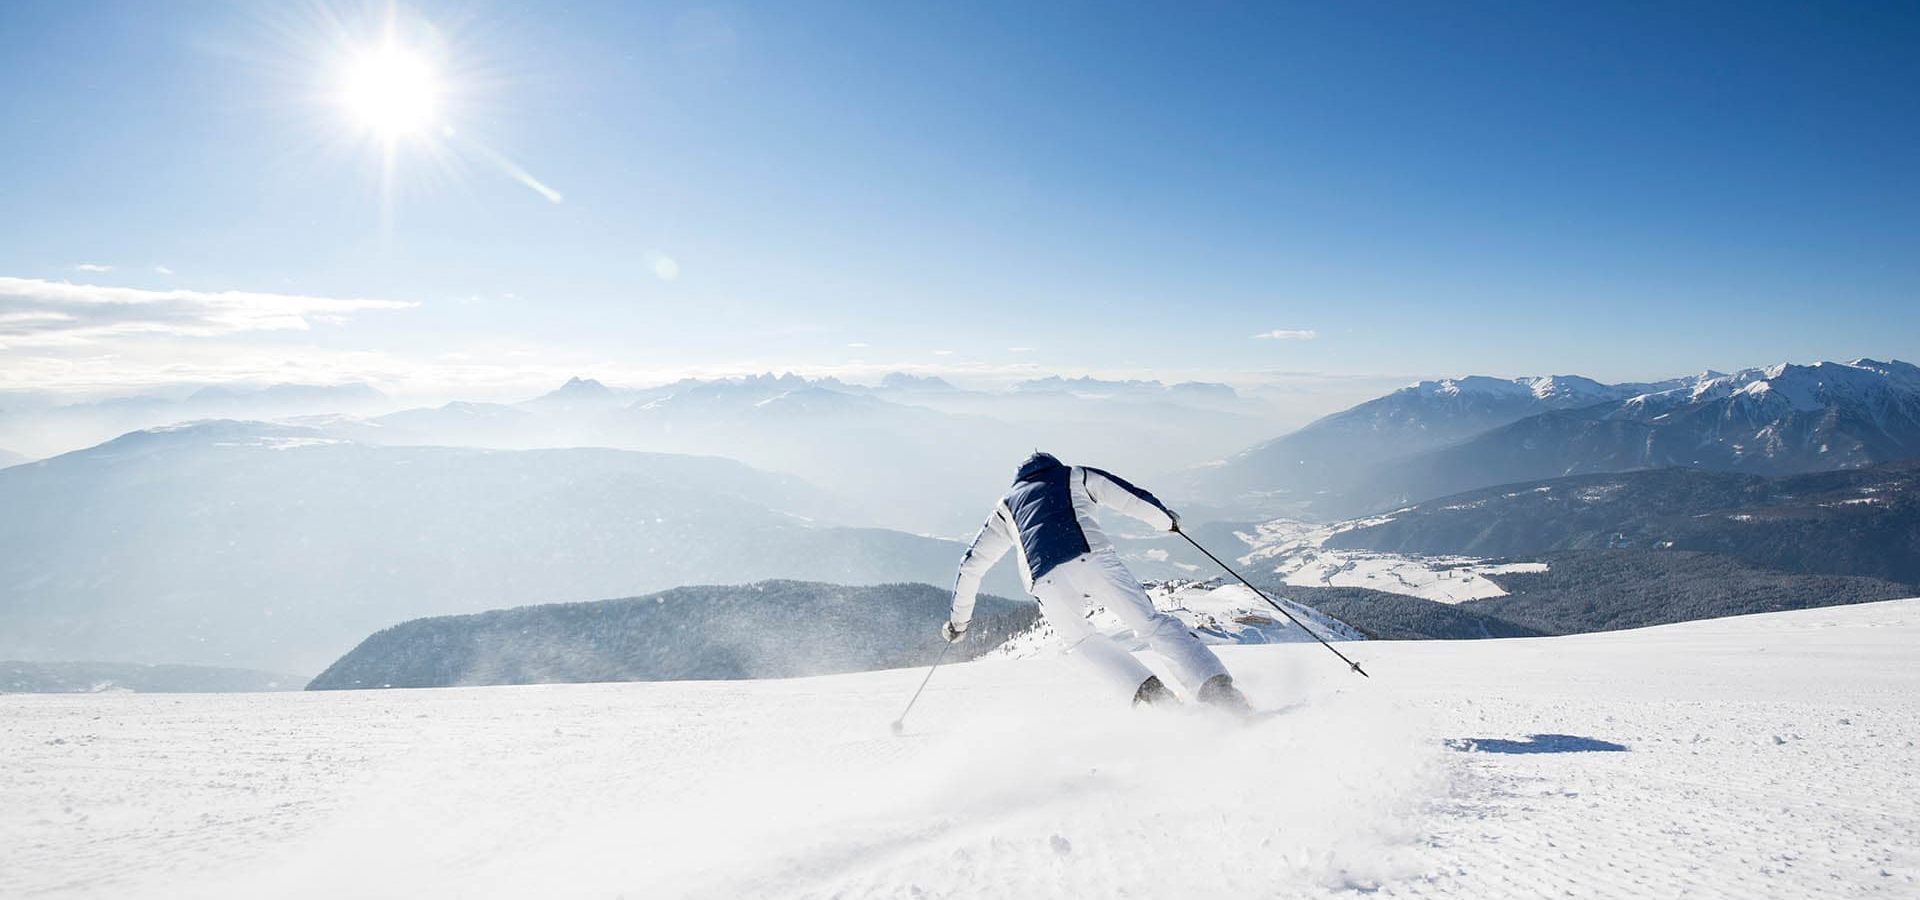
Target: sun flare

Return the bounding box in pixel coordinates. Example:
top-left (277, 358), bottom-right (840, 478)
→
top-left (339, 42), bottom-right (439, 140)
top-left (296, 6), bottom-right (562, 206)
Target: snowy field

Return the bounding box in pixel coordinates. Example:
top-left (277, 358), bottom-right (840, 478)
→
top-left (5, 600), bottom-right (1918, 899)
top-left (1239, 519), bottom-right (1546, 604)
top-left (1277, 553), bottom-right (1546, 603)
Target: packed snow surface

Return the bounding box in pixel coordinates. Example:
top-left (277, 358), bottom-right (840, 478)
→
top-left (5, 600), bottom-right (1918, 899)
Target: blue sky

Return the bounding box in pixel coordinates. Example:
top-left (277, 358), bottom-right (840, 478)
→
top-left (0, 0), bottom-right (1914, 406)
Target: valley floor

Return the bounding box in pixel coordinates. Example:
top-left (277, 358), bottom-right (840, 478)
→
top-left (4, 600), bottom-right (1918, 899)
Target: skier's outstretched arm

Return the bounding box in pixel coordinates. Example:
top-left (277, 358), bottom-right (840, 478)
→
top-left (1079, 466), bottom-right (1180, 532)
top-left (948, 505), bottom-right (1015, 638)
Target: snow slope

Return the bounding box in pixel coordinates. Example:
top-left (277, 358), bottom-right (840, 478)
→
top-left (5, 600), bottom-right (1917, 899)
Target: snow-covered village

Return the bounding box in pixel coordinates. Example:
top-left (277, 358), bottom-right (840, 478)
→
top-left (4, 3), bottom-right (1917, 898)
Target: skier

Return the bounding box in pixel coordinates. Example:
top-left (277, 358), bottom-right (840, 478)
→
top-left (943, 451), bottom-right (1250, 711)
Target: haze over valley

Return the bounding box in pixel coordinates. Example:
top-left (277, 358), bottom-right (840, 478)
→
top-left (5, 355), bottom-right (1916, 681)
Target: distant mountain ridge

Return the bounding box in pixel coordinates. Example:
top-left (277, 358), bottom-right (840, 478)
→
top-left (0, 421), bottom-right (1017, 673)
top-left (185, 382), bottom-right (387, 410)
top-left (525, 376), bottom-right (623, 411)
top-left (307, 581), bottom-right (1039, 689)
top-left (2, 661), bottom-right (299, 693)
top-left (1191, 358), bottom-right (1920, 519)
top-left (1352, 359), bottom-right (1920, 513)
top-left (306, 371), bottom-right (1281, 534)
top-left (1185, 371), bottom-right (1687, 516)
top-left (1014, 376), bottom-right (1239, 401)
top-left (0, 381), bottom-right (392, 460)
top-left (3, 370), bottom-right (1291, 535)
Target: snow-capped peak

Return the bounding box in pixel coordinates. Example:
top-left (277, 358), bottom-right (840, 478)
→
top-left (1400, 374), bottom-right (1628, 407)
top-left (1406, 376), bottom-right (1534, 400)
top-left (526, 376), bottom-right (624, 409)
top-left (1521, 374), bottom-right (1617, 403)
top-left (1627, 358), bottom-right (1920, 416)
top-left (1847, 358), bottom-right (1920, 390)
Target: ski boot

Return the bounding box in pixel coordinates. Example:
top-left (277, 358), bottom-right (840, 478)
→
top-left (1132, 675), bottom-right (1179, 709)
top-left (1196, 674), bottom-right (1252, 716)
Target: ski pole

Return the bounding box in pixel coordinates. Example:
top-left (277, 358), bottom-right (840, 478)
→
top-left (890, 639), bottom-right (956, 734)
top-left (1176, 528), bottom-right (1370, 678)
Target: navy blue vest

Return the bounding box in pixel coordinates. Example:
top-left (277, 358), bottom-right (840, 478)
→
top-left (1005, 456), bottom-right (1091, 581)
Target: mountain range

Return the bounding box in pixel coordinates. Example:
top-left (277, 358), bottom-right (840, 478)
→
top-left (0, 382), bottom-right (391, 461)
top-left (274, 372), bottom-right (1285, 535)
top-left (1182, 373), bottom-right (1691, 517)
top-left (8, 355), bottom-right (1918, 679)
top-left (1190, 359), bottom-right (1920, 519)
top-left (0, 421), bottom-right (1020, 673)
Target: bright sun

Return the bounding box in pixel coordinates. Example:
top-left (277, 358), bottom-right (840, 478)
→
top-left (340, 43), bottom-right (439, 140)
top-left (312, 11), bottom-right (561, 205)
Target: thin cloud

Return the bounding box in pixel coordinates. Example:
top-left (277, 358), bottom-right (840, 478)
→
top-left (74, 263), bottom-right (113, 273)
top-left (1007, 346), bottom-right (1035, 353)
top-left (1251, 329), bottom-right (1317, 341)
top-left (154, 265), bottom-right (175, 276)
top-left (846, 341), bottom-right (870, 349)
top-left (0, 276), bottom-right (415, 348)
top-left (932, 349), bottom-right (955, 356)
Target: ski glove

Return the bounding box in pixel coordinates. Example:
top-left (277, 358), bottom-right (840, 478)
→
top-left (941, 620), bottom-right (968, 643)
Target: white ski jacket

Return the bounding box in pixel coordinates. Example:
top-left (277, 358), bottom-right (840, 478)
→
top-left (949, 453), bottom-right (1178, 626)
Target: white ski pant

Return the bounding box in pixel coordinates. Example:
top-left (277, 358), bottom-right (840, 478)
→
top-left (1030, 550), bottom-right (1229, 696)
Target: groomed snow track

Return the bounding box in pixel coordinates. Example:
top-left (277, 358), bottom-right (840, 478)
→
top-left (5, 600), bottom-right (1917, 898)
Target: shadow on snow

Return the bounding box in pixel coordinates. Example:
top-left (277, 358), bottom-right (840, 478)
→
top-left (1443, 734), bottom-right (1629, 754)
